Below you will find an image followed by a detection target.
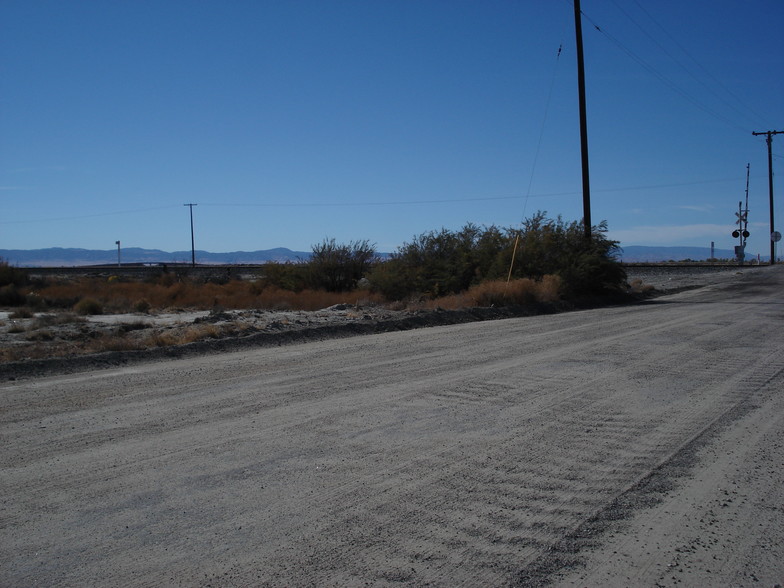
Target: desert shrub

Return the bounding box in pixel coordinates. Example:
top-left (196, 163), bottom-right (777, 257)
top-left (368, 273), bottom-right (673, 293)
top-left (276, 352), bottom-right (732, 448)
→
top-left (628, 279), bottom-right (655, 294)
top-left (145, 332), bottom-right (180, 347)
top-left (74, 298), bottom-right (103, 315)
top-left (140, 324), bottom-right (225, 348)
top-left (537, 274), bottom-right (562, 302)
top-left (374, 224), bottom-right (508, 298)
top-left (368, 225), bottom-right (483, 299)
top-left (102, 297), bottom-right (134, 314)
top-left (468, 279), bottom-right (539, 307)
top-left (364, 260), bottom-right (414, 301)
top-left (32, 280), bottom-right (83, 309)
top-left (0, 284), bottom-right (26, 306)
top-left (25, 273), bottom-right (387, 313)
top-left (25, 292), bottom-right (46, 309)
top-left (182, 324), bottom-right (221, 343)
top-left (9, 308), bottom-right (34, 319)
top-left (423, 275), bottom-right (563, 310)
top-left (554, 246), bottom-right (627, 298)
top-left (86, 334), bottom-right (144, 353)
top-left (503, 212), bottom-right (625, 297)
top-left (307, 239), bottom-right (376, 292)
top-left (256, 262), bottom-right (309, 292)
top-left (25, 329), bottom-right (55, 341)
top-left (116, 320), bottom-right (152, 333)
top-left (416, 292), bottom-right (469, 310)
top-left (252, 285), bottom-right (384, 311)
top-left (0, 259), bottom-right (28, 288)
top-left (369, 213), bottom-right (625, 301)
top-left (155, 272), bottom-right (178, 287)
top-left (134, 299), bottom-right (151, 313)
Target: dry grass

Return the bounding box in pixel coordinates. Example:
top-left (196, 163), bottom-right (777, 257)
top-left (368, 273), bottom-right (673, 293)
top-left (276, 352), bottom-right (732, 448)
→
top-left (0, 341), bottom-right (79, 362)
top-left (20, 272), bottom-right (564, 316)
top-left (83, 334), bottom-right (145, 353)
top-left (140, 322), bottom-right (251, 348)
top-left (1, 273), bottom-right (571, 363)
top-left (423, 275), bottom-right (562, 310)
top-left (26, 277), bottom-right (386, 313)
top-left (0, 317), bottom-right (255, 361)
top-left (74, 298), bottom-right (103, 315)
top-left (8, 322), bottom-right (26, 334)
top-left (628, 278), bottom-right (655, 294)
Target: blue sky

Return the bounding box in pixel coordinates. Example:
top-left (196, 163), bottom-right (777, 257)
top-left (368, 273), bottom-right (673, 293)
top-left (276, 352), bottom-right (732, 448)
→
top-left (1, 0), bottom-right (782, 258)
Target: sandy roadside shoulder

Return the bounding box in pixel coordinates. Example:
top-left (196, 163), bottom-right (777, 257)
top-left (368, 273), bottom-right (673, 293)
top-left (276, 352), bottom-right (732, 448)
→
top-left (0, 265), bottom-right (770, 379)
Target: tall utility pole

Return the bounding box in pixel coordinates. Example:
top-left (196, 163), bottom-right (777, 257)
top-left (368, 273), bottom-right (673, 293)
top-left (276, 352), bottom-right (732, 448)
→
top-left (184, 203), bottom-right (198, 267)
top-left (752, 130), bottom-right (781, 264)
top-left (115, 240), bottom-right (121, 267)
top-left (574, 0), bottom-right (592, 241)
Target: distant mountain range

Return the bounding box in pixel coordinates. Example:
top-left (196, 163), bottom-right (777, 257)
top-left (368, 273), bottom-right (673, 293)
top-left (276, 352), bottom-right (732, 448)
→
top-left (0, 244), bottom-right (760, 267)
top-left (0, 247), bottom-right (311, 267)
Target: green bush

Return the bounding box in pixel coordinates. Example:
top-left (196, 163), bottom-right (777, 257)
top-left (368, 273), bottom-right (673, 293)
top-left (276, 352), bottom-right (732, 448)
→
top-left (0, 284), bottom-right (26, 306)
top-left (74, 298), bottom-right (103, 315)
top-left (0, 258), bottom-right (28, 288)
top-left (507, 213), bottom-right (626, 298)
top-left (9, 308), bottom-right (34, 319)
top-left (259, 262), bottom-right (309, 292)
top-left (368, 223), bottom-right (508, 299)
top-left (25, 292), bottom-right (46, 309)
top-left (134, 299), bottom-right (151, 313)
top-left (307, 238), bottom-right (376, 292)
top-left (368, 213), bottom-right (626, 301)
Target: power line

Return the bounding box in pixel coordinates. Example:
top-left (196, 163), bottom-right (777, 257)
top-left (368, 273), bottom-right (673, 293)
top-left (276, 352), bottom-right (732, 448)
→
top-left (0, 177), bottom-right (744, 224)
top-left (197, 178), bottom-right (742, 208)
top-left (521, 43), bottom-right (564, 224)
top-left (630, 0), bottom-right (771, 128)
top-left (579, 9), bottom-right (750, 134)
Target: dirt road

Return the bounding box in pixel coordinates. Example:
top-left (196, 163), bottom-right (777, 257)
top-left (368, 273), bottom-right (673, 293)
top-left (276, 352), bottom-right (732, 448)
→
top-left (2, 266), bottom-right (783, 587)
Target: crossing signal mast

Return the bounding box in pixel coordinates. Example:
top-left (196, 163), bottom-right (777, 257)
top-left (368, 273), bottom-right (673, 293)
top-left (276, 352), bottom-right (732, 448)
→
top-left (732, 164), bottom-right (751, 263)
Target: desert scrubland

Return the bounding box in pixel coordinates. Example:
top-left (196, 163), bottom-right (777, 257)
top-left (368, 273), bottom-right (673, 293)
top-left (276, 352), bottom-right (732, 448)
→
top-left (1, 264), bottom-right (782, 586)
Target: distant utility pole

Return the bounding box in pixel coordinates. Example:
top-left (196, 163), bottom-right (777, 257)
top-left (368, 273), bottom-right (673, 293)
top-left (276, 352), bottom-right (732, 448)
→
top-left (115, 240), bottom-right (121, 267)
top-left (574, 0), bottom-right (592, 241)
top-left (184, 203), bottom-right (198, 267)
top-left (752, 130), bottom-right (782, 264)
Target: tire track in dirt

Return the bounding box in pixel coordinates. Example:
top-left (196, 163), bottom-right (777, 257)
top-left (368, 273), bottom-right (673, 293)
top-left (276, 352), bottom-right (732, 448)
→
top-left (516, 347), bottom-right (784, 586)
top-left (222, 289), bottom-right (782, 586)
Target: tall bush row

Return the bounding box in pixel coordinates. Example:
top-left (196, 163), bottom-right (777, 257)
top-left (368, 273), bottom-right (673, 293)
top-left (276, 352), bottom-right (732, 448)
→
top-left (367, 212), bottom-right (625, 300)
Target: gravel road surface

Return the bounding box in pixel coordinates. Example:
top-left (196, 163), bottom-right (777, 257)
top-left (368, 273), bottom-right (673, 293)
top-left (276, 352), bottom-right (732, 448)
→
top-left (2, 266), bottom-right (782, 586)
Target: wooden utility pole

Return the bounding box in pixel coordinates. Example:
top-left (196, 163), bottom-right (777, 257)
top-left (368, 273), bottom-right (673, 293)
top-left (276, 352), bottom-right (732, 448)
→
top-left (184, 203), bottom-right (198, 267)
top-left (752, 130), bottom-right (781, 264)
top-left (574, 0), bottom-right (592, 241)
